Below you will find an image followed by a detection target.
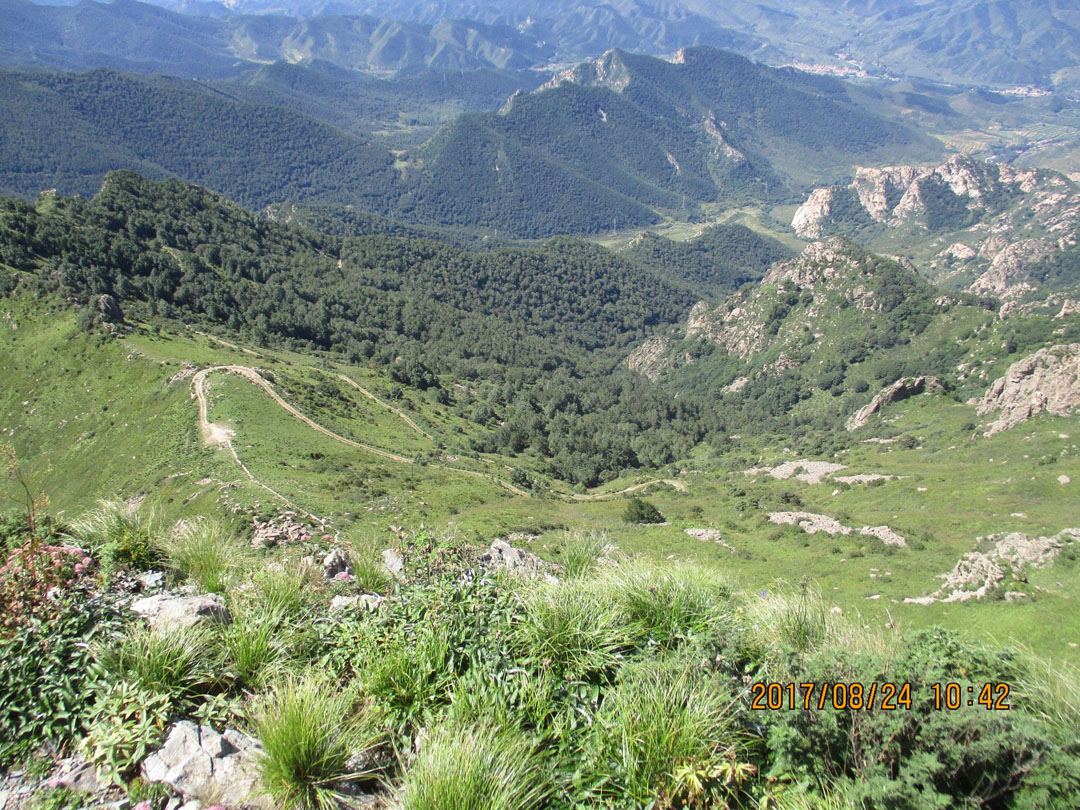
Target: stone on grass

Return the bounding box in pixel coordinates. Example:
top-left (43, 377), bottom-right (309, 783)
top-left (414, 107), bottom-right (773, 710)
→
top-left (142, 722), bottom-right (265, 809)
top-left (131, 594), bottom-right (230, 630)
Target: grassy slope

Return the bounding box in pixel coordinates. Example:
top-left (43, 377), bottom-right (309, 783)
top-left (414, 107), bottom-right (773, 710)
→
top-left (3, 292), bottom-right (1078, 663)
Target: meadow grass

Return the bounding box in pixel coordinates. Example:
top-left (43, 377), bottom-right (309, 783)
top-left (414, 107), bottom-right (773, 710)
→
top-left (510, 580), bottom-right (629, 678)
top-left (95, 623), bottom-right (218, 702)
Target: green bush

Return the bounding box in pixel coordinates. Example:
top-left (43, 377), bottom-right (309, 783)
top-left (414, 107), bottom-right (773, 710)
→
top-left (583, 657), bottom-right (744, 806)
top-left (219, 607), bottom-right (294, 691)
top-left (158, 519), bottom-right (248, 594)
top-left (81, 681), bottom-right (172, 784)
top-left (68, 500), bottom-right (160, 574)
top-left (622, 498), bottom-right (664, 524)
top-left (762, 628), bottom-right (1079, 809)
top-left (597, 559), bottom-right (734, 648)
top-left (95, 623), bottom-right (219, 704)
top-left (510, 581), bottom-right (629, 680)
top-left (0, 593), bottom-right (121, 766)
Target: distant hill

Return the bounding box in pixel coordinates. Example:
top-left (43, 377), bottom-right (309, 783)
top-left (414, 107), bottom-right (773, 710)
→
top-left (0, 0), bottom-right (555, 77)
top-left (0, 67), bottom-right (400, 208)
top-left (399, 48), bottom-right (939, 235)
top-left (0, 47), bottom-right (940, 237)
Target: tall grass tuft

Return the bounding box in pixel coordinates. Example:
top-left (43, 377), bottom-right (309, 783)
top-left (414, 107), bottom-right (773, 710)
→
top-left (1011, 645), bottom-right (1080, 739)
top-left (96, 624), bottom-right (218, 702)
top-left (557, 530), bottom-right (609, 580)
top-left (159, 519), bottom-right (248, 594)
top-left (596, 559), bottom-right (734, 646)
top-left (398, 723), bottom-right (550, 810)
top-left (349, 544), bottom-right (392, 594)
top-left (68, 499), bottom-right (160, 573)
top-left (251, 672), bottom-right (384, 810)
top-left (510, 581), bottom-right (628, 679)
top-left (249, 562), bottom-right (319, 619)
top-left (747, 582), bottom-right (831, 654)
top-left (220, 606), bottom-right (293, 691)
top-left (588, 657), bottom-right (741, 804)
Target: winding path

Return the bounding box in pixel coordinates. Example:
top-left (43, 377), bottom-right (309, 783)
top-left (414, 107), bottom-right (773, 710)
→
top-left (192, 365), bottom-right (528, 497)
top-left (192, 365), bottom-right (685, 504)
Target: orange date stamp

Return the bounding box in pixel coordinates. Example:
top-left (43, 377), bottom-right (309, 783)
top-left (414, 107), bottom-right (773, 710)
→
top-left (749, 682), bottom-right (1011, 711)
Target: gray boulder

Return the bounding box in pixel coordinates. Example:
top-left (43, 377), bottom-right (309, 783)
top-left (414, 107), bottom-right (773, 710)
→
top-left (131, 593), bottom-right (230, 630)
top-left (142, 722), bottom-right (265, 808)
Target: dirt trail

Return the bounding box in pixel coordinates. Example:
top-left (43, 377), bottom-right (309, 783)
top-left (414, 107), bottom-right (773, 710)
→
top-left (192, 365), bottom-right (527, 497)
top-left (334, 373), bottom-right (434, 440)
top-left (568, 478), bottom-right (688, 501)
top-left (192, 366), bottom-right (323, 521)
top-left (194, 365), bottom-right (413, 463)
top-left (192, 364), bottom-right (677, 503)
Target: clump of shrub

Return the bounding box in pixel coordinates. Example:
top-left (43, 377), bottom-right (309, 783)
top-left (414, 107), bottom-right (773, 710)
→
top-left (68, 499), bottom-right (160, 574)
top-left (622, 498), bottom-right (664, 524)
top-left (158, 519), bottom-right (249, 594)
top-left (81, 681), bottom-right (172, 784)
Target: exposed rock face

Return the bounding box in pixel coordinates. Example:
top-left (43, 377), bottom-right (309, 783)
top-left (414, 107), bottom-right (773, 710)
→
top-left (847, 376), bottom-right (945, 431)
top-left (96, 294), bottom-right (124, 323)
top-left (978, 344), bottom-right (1080, 436)
top-left (381, 548), bottom-right (404, 577)
top-left (906, 529), bottom-right (1079, 604)
top-left (970, 238), bottom-right (1054, 296)
top-left (792, 155), bottom-right (1080, 297)
top-left (131, 593), bottom-right (230, 630)
top-left (142, 722), bottom-right (266, 808)
top-left (627, 335), bottom-right (672, 381)
top-left (768, 511), bottom-right (907, 547)
top-left (792, 155), bottom-right (1030, 238)
top-left (790, 187), bottom-right (834, 239)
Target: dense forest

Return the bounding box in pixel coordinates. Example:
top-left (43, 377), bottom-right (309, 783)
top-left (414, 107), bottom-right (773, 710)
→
top-left (623, 224), bottom-right (795, 297)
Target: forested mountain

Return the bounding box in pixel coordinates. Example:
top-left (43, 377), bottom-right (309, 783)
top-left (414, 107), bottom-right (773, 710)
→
top-left (0, 67), bottom-right (400, 207)
top-left (0, 47), bottom-right (936, 237)
top-left (399, 47), bottom-right (938, 235)
top-left (0, 172), bottom-right (715, 484)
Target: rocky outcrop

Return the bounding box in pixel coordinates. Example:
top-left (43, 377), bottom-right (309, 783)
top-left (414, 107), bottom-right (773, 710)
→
top-left (768, 512), bottom-right (907, 547)
top-left (906, 529), bottom-right (1079, 604)
top-left (131, 593), bottom-right (230, 630)
top-left (790, 187), bottom-right (834, 239)
top-left (978, 344), bottom-right (1080, 436)
top-left (627, 335), bottom-right (672, 381)
top-left (97, 294), bottom-right (124, 323)
top-left (480, 539), bottom-right (560, 582)
top-left (791, 156), bottom-right (1080, 297)
top-left (250, 513), bottom-right (314, 549)
top-left (846, 376), bottom-right (945, 431)
top-left (142, 722), bottom-right (266, 808)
